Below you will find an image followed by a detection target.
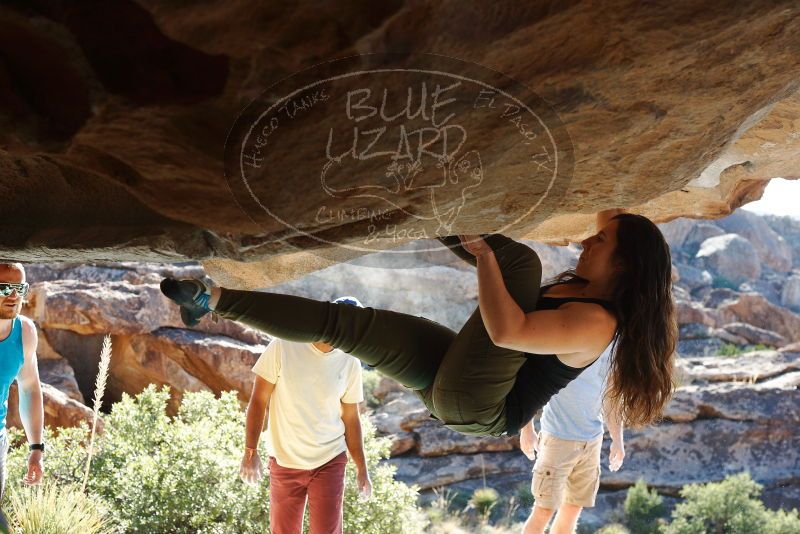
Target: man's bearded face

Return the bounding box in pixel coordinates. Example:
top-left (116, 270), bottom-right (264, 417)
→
top-left (0, 267), bottom-right (25, 320)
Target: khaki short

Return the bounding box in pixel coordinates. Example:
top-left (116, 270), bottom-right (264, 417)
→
top-left (531, 431), bottom-right (603, 509)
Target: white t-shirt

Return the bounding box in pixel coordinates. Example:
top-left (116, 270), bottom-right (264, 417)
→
top-left (252, 338), bottom-right (364, 470)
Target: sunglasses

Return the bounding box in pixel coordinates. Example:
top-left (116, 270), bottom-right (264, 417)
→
top-left (0, 282), bottom-right (29, 297)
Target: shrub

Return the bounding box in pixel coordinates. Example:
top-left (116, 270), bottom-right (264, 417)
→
top-left (85, 387), bottom-right (267, 533)
top-left (763, 508), bottom-right (800, 534)
top-left (5, 385), bottom-right (426, 533)
top-left (341, 418), bottom-right (428, 533)
top-left (624, 479), bottom-right (665, 534)
top-left (7, 483), bottom-right (114, 534)
top-left (598, 524), bottom-right (631, 534)
top-left (664, 473), bottom-right (800, 534)
top-left (362, 368), bottom-right (383, 408)
top-left (717, 343), bottom-right (773, 357)
top-left (470, 487), bottom-right (500, 522)
top-left (516, 481), bottom-right (534, 510)
top-left (717, 343), bottom-right (745, 357)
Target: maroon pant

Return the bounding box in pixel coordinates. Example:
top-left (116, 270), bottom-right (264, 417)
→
top-left (269, 451), bottom-right (348, 534)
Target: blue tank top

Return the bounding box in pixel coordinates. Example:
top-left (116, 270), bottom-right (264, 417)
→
top-left (0, 318), bottom-right (25, 430)
top-left (540, 341), bottom-right (612, 441)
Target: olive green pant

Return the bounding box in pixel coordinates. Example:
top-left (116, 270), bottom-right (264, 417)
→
top-left (215, 235), bottom-right (543, 436)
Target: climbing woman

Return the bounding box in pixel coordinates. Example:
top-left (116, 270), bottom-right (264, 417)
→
top-left (160, 209), bottom-right (676, 436)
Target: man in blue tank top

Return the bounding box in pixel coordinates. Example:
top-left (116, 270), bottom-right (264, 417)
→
top-left (520, 341), bottom-right (625, 534)
top-left (0, 262), bottom-right (45, 501)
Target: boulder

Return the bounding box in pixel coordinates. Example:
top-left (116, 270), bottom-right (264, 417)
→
top-left (737, 277), bottom-right (785, 307)
top-left (387, 450), bottom-right (530, 490)
top-left (369, 390), bottom-right (426, 456)
top-left (695, 234), bottom-right (761, 285)
top-left (716, 210), bottom-right (793, 273)
top-left (658, 219), bottom-right (698, 252)
top-left (0, 2), bottom-right (799, 286)
top-left (414, 420), bottom-right (517, 457)
top-left (709, 327), bottom-right (748, 345)
top-left (38, 357), bottom-right (84, 402)
top-left (107, 333), bottom-right (212, 413)
top-left (675, 300), bottom-right (715, 327)
top-left (677, 350), bottom-right (800, 383)
top-left (107, 329), bottom-right (264, 411)
top-left (7, 383), bottom-right (99, 431)
top-left (677, 338), bottom-right (724, 357)
top-left (600, 418), bottom-right (798, 492)
top-left (24, 262), bottom-right (206, 285)
top-left (721, 322), bottom-right (787, 347)
top-left (781, 274), bottom-right (800, 312)
top-left (684, 223), bottom-right (725, 254)
top-left (678, 323), bottom-right (713, 340)
top-left (34, 327), bottom-right (84, 401)
top-left (674, 263), bottom-right (713, 291)
top-left (760, 371), bottom-right (800, 389)
top-left (716, 292), bottom-right (800, 342)
top-left (269, 262), bottom-right (477, 331)
top-left (372, 376), bottom-right (405, 402)
top-left (663, 382), bottom-right (800, 424)
top-left (764, 215), bottom-right (800, 270)
top-left (26, 279), bottom-right (271, 345)
top-left (702, 287), bottom-right (742, 308)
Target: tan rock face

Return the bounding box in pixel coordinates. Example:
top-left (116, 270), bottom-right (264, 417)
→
top-left (7, 383), bottom-right (98, 432)
top-left (1, 2), bottom-right (799, 288)
top-left (716, 293), bottom-right (800, 343)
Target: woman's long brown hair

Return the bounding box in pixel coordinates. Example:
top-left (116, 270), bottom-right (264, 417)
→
top-left (553, 213), bottom-right (677, 427)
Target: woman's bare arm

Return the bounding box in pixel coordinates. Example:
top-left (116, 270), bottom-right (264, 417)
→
top-left (466, 234), bottom-right (616, 357)
top-left (495, 302), bottom-right (617, 357)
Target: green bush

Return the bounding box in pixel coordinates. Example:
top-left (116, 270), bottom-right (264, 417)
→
top-left (717, 343), bottom-right (773, 357)
top-left (8, 483), bottom-right (114, 534)
top-left (717, 343), bottom-right (745, 357)
top-left (598, 524), bottom-right (631, 534)
top-left (5, 385), bottom-right (426, 533)
top-left (664, 473), bottom-right (800, 534)
top-left (516, 480), bottom-right (534, 509)
top-left (470, 487), bottom-right (500, 522)
top-left (624, 479), bottom-right (665, 534)
top-left (362, 368), bottom-right (383, 408)
top-left (763, 508), bottom-right (800, 534)
top-left (341, 418), bottom-right (428, 533)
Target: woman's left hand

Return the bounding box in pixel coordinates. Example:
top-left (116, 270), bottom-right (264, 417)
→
top-left (458, 235), bottom-right (493, 258)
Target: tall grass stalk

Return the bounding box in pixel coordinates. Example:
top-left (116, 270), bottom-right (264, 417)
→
top-left (81, 335), bottom-right (112, 493)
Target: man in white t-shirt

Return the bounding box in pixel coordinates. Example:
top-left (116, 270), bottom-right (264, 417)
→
top-left (239, 296), bottom-right (372, 534)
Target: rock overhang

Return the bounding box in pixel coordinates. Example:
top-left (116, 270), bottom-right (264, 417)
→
top-left (1, 0), bottom-right (798, 288)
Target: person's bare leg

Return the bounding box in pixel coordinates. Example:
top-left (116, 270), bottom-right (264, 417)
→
top-left (523, 505), bottom-right (555, 534)
top-left (550, 503), bottom-right (583, 534)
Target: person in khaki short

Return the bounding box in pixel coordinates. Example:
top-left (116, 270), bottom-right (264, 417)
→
top-left (520, 338), bottom-right (625, 534)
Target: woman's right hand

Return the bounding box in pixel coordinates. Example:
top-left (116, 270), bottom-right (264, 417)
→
top-left (520, 425), bottom-right (539, 461)
top-left (458, 235), bottom-right (494, 258)
top-left (239, 450), bottom-right (267, 486)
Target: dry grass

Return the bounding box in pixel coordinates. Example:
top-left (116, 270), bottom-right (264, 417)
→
top-left (81, 335), bottom-right (112, 493)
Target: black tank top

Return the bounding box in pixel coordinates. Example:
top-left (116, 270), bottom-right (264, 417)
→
top-left (504, 284), bottom-right (617, 435)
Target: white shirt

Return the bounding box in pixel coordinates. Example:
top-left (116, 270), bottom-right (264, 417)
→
top-left (252, 338), bottom-right (364, 469)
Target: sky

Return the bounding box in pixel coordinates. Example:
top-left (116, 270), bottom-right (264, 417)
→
top-left (741, 178), bottom-right (800, 219)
